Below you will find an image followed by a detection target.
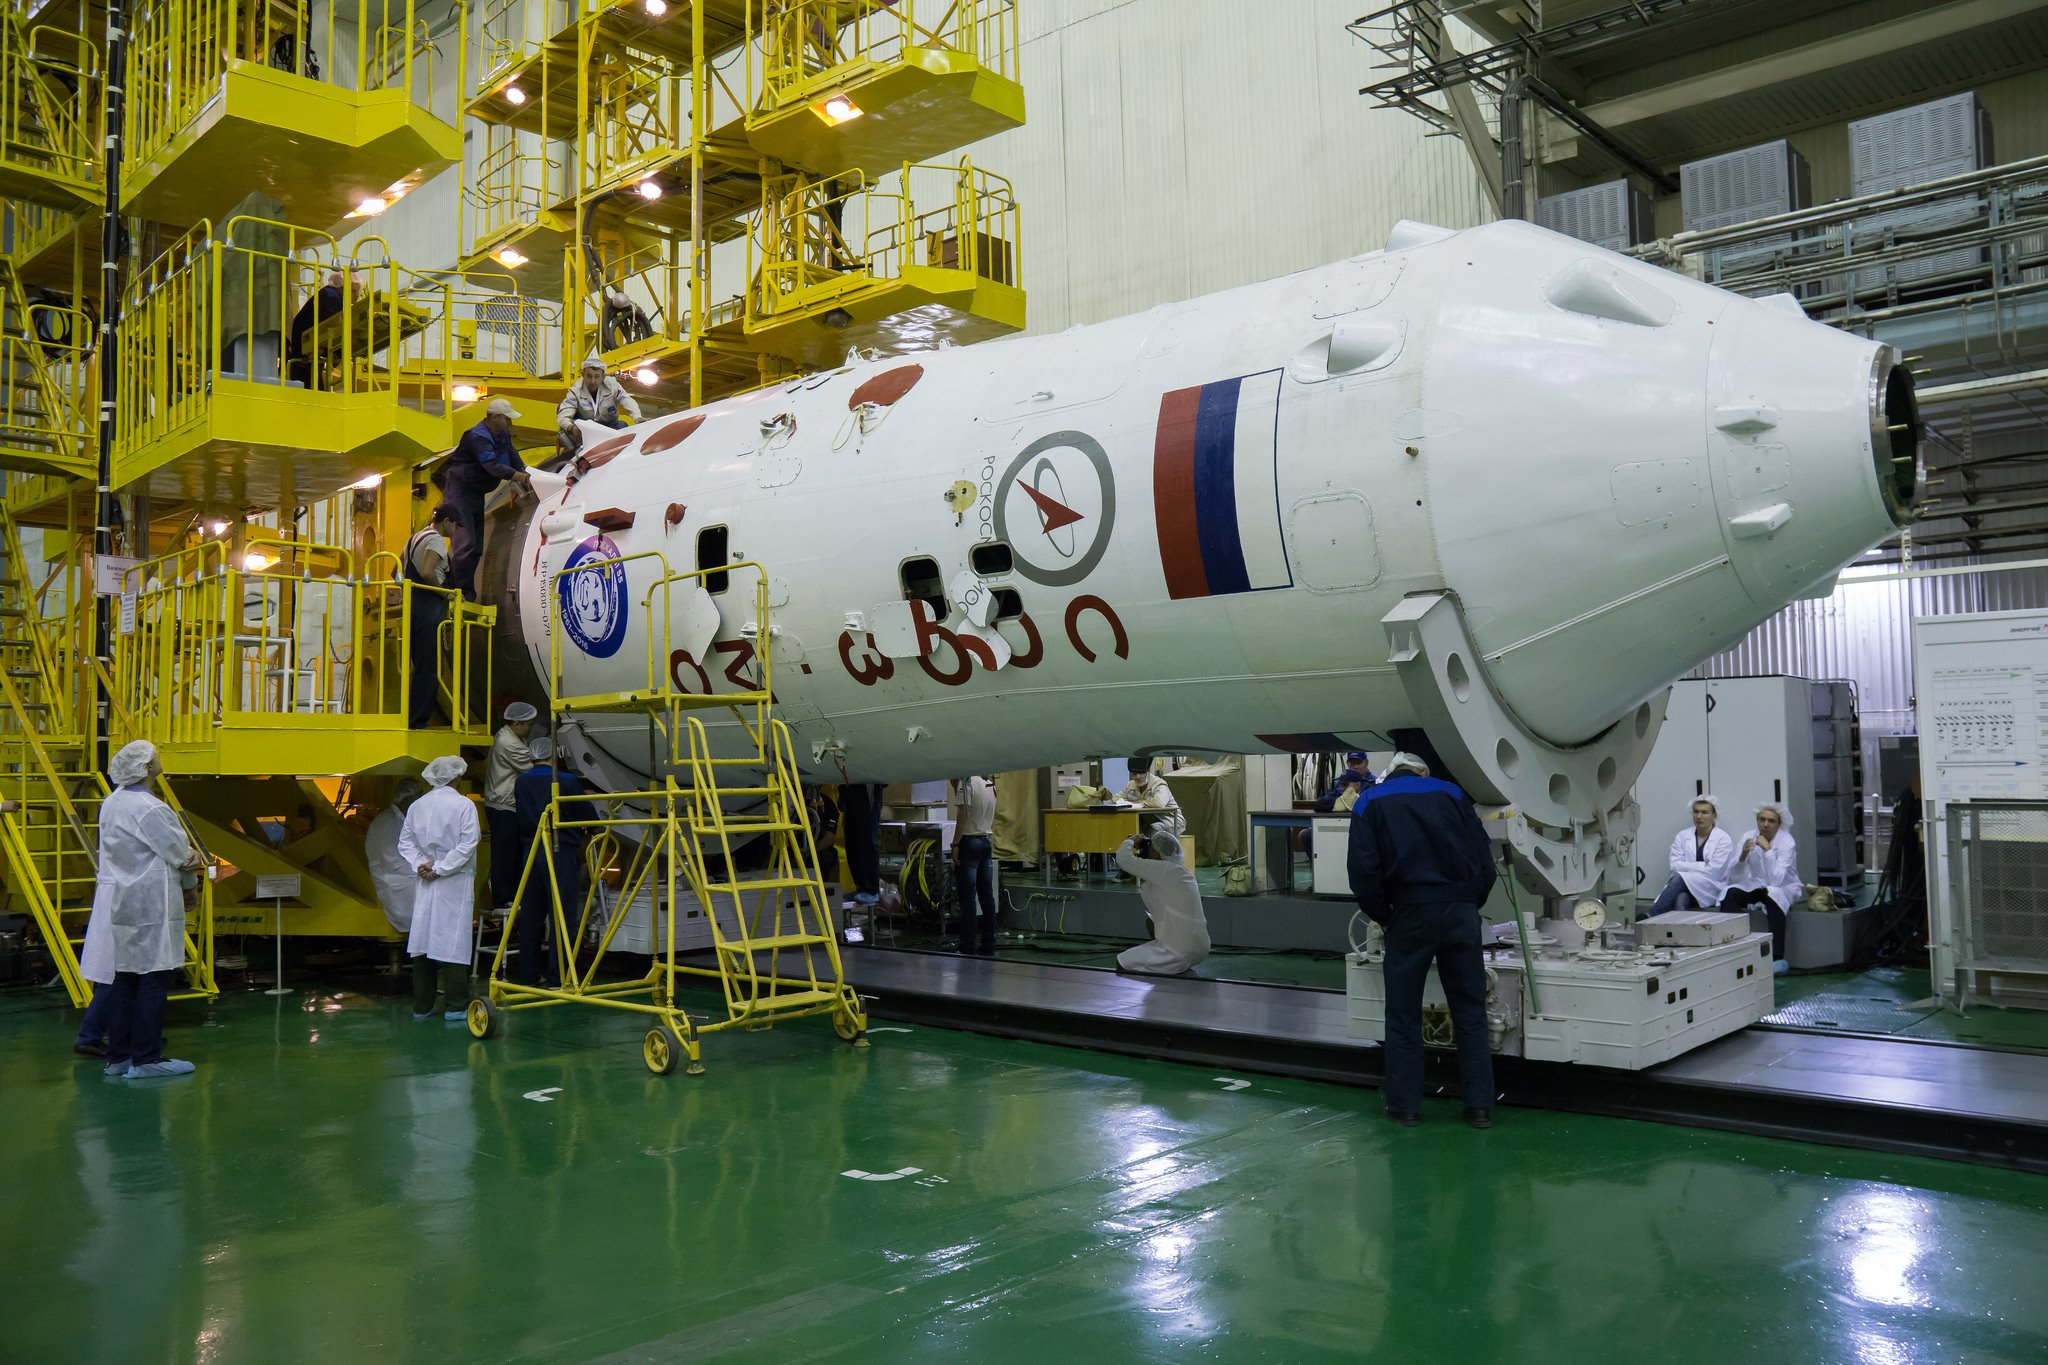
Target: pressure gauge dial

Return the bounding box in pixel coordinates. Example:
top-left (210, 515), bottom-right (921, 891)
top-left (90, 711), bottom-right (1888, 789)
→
top-left (1573, 899), bottom-right (1607, 931)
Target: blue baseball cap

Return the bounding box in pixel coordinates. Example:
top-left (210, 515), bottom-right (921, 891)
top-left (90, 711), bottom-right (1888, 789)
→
top-left (1345, 751), bottom-right (1369, 763)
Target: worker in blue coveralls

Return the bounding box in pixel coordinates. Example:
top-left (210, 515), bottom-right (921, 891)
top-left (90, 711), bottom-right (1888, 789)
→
top-left (510, 735), bottom-right (599, 987)
top-left (1347, 752), bottom-right (1498, 1131)
top-left (440, 397), bottom-right (533, 599)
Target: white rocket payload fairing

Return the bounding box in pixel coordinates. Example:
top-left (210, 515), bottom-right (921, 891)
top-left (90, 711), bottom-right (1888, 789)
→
top-left (481, 217), bottom-right (1919, 898)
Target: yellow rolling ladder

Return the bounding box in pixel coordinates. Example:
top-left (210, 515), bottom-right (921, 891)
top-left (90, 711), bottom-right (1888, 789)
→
top-left (469, 557), bottom-right (866, 1074)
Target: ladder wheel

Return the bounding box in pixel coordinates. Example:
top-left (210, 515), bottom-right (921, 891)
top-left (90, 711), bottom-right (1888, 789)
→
top-left (832, 1008), bottom-right (866, 1043)
top-left (466, 997), bottom-right (499, 1040)
top-left (644, 1025), bottom-right (684, 1075)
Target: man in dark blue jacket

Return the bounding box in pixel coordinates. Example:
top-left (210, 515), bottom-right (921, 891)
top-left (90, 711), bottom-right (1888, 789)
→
top-left (511, 735), bottom-right (599, 987)
top-left (1314, 751), bottom-right (1375, 811)
top-left (1348, 752), bottom-right (1498, 1129)
top-left (440, 397), bottom-right (533, 598)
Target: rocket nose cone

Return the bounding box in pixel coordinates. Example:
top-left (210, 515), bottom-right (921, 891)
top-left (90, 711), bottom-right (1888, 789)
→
top-left (1871, 351), bottom-right (1923, 526)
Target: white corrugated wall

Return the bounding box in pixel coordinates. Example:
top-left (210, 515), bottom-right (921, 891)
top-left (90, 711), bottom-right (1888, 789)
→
top-left (961, 0), bottom-right (1494, 333)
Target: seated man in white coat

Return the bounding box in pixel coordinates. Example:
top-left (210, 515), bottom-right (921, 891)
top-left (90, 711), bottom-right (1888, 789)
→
top-left (366, 777), bottom-right (427, 937)
top-left (1646, 795), bottom-right (1736, 916)
top-left (1724, 801), bottom-right (1802, 973)
top-left (1113, 828), bottom-right (1210, 976)
top-left (400, 755), bottom-right (481, 1021)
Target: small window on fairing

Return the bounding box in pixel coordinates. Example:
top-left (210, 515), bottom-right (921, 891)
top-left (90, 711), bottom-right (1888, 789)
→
top-left (993, 588), bottom-right (1023, 620)
top-left (697, 525), bottom-right (729, 595)
top-left (971, 542), bottom-right (1014, 576)
top-left (899, 556), bottom-right (947, 622)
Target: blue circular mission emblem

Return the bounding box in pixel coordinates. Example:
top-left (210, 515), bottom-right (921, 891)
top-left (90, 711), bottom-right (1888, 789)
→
top-left (557, 534), bottom-right (629, 659)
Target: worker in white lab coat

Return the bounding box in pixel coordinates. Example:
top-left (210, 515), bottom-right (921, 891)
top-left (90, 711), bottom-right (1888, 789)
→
top-left (366, 777), bottom-right (427, 935)
top-left (1113, 828), bottom-right (1210, 976)
top-left (1725, 801), bottom-right (1802, 973)
top-left (94, 740), bottom-right (205, 1078)
top-left (1647, 795), bottom-right (1737, 916)
top-left (400, 755), bottom-right (481, 1021)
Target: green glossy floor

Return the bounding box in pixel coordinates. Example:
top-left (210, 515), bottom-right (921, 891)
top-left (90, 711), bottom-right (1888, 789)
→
top-left (1763, 966), bottom-right (2048, 1052)
top-left (6, 981), bottom-right (2048, 1365)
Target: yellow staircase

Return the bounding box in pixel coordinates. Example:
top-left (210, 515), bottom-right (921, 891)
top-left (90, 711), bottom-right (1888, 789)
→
top-left (0, 512), bottom-right (218, 1006)
top-left (0, 18), bottom-right (99, 212)
top-left (0, 255), bottom-right (94, 478)
top-left (471, 557), bottom-right (866, 1074)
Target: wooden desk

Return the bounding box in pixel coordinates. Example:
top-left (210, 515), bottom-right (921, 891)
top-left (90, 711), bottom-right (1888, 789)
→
top-left (1041, 809), bottom-right (1194, 875)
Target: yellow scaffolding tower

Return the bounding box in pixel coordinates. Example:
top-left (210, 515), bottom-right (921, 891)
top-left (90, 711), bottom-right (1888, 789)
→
top-left (469, 557), bottom-right (866, 1074)
top-left (0, 512), bottom-right (219, 1006)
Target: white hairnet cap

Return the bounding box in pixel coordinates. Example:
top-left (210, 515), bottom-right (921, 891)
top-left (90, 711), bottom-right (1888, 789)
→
top-left (422, 755), bottom-right (468, 788)
top-left (485, 397), bottom-right (517, 418)
top-left (581, 351), bottom-right (606, 371)
top-left (108, 739), bottom-right (157, 787)
top-left (1694, 793), bottom-right (1721, 815)
top-left (393, 777), bottom-right (426, 806)
top-left (528, 735), bottom-right (554, 762)
top-left (1149, 828), bottom-right (1181, 859)
top-left (503, 701), bottom-right (538, 723)
top-left (1386, 752), bottom-right (1429, 776)
top-left (1755, 800), bottom-right (1793, 829)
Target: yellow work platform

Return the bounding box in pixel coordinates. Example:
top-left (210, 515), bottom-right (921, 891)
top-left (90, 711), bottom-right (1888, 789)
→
top-left (746, 261), bottom-right (1024, 368)
top-left (122, 62), bottom-right (460, 230)
top-left (747, 46), bottom-right (1025, 178)
top-left (467, 0), bottom-right (749, 134)
top-left (157, 721), bottom-right (473, 780)
top-left (113, 382), bottom-right (452, 511)
top-left (461, 207), bottom-right (573, 299)
top-left (605, 320), bottom-right (784, 408)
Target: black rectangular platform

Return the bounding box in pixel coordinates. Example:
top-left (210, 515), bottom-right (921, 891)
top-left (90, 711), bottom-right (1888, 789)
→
top-left (839, 948), bottom-right (2048, 1174)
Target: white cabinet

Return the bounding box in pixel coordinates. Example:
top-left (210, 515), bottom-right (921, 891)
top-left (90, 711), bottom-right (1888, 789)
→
top-left (1633, 676), bottom-right (1817, 899)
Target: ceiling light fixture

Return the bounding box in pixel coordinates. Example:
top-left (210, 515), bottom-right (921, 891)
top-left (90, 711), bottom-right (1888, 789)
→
top-left (636, 178), bottom-right (663, 200)
top-left (351, 473), bottom-right (384, 489)
top-left (355, 197), bottom-right (387, 216)
top-left (495, 247), bottom-right (527, 268)
top-left (644, 0), bottom-right (667, 14)
top-left (504, 84), bottom-right (526, 105)
top-left (814, 94), bottom-right (863, 125)
top-left (635, 366), bottom-right (658, 386)
top-left (451, 384), bottom-right (481, 403)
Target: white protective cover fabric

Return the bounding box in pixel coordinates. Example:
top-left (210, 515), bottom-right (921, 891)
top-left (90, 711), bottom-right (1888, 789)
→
top-left (1667, 824), bottom-right (1737, 907)
top-left (92, 785), bottom-right (192, 975)
top-left (366, 805), bottom-right (416, 934)
top-left (1730, 829), bottom-right (1802, 912)
top-left (1113, 832), bottom-right (1210, 975)
top-left (399, 786), bottom-right (481, 964)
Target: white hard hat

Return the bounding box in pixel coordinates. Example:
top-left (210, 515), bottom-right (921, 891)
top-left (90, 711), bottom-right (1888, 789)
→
top-left (109, 739), bottom-right (158, 787)
top-left (485, 397), bottom-right (517, 418)
top-left (422, 755), bottom-right (468, 788)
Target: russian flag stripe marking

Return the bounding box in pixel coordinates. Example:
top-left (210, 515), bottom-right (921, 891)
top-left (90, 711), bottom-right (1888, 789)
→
top-left (1153, 384), bottom-right (1207, 599)
top-left (1231, 371), bottom-right (1289, 591)
top-left (1192, 379), bottom-right (1248, 594)
top-left (1153, 370), bottom-right (1291, 600)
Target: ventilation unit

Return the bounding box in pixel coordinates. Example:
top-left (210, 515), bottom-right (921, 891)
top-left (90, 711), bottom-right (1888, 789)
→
top-left (1847, 92), bottom-right (1994, 298)
top-left (1680, 140), bottom-right (1812, 285)
top-left (1537, 179), bottom-right (1654, 252)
